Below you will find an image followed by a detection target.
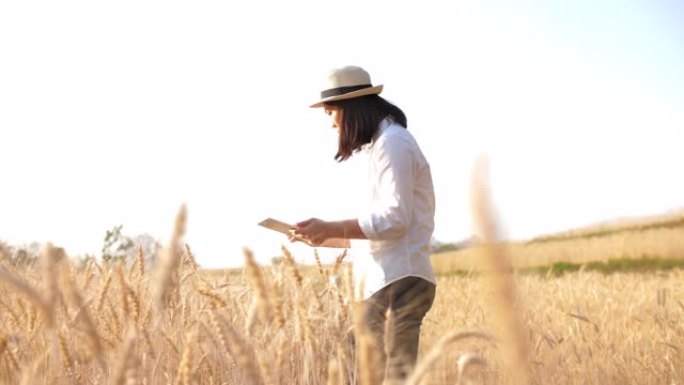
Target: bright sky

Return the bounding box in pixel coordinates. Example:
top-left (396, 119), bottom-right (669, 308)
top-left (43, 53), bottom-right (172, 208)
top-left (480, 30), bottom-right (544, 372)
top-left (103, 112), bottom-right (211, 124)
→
top-left (1, 1), bottom-right (683, 268)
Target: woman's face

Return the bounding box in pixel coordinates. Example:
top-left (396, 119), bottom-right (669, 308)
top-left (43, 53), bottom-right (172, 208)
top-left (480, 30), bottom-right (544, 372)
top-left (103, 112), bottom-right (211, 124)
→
top-left (323, 105), bottom-right (342, 131)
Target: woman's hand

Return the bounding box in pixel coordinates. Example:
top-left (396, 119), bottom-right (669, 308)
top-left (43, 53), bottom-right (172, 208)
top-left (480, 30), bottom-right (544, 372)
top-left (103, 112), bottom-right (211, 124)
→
top-left (290, 218), bottom-right (331, 247)
top-left (288, 218), bottom-right (364, 247)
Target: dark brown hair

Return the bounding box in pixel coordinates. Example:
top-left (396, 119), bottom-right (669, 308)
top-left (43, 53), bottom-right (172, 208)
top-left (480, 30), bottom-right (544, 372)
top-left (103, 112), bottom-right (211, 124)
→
top-left (326, 95), bottom-right (407, 162)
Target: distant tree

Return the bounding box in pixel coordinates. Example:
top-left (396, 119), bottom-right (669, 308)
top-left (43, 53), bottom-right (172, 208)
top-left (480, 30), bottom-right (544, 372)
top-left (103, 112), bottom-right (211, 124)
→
top-left (22, 242), bottom-right (43, 259)
top-left (0, 240), bottom-right (11, 262)
top-left (102, 225), bottom-right (134, 263)
top-left (13, 248), bottom-right (28, 265)
top-left (0, 240), bottom-right (42, 267)
top-left (130, 233), bottom-right (162, 268)
top-left (101, 225), bottom-right (161, 266)
top-left (430, 236), bottom-right (480, 254)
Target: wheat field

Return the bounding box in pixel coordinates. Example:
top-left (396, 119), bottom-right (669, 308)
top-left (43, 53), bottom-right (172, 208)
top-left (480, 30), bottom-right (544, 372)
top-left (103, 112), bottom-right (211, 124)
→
top-left (431, 226), bottom-right (684, 273)
top-left (2, 170), bottom-right (683, 385)
top-left (1, 201), bottom-right (683, 385)
top-left (1, 244), bottom-right (683, 384)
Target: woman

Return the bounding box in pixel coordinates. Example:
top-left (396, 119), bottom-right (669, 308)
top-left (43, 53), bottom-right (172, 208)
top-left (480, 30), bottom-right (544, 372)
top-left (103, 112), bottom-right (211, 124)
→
top-left (291, 65), bottom-right (436, 384)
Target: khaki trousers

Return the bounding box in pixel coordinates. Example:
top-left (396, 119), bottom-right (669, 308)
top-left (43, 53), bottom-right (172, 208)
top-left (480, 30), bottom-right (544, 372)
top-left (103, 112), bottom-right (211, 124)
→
top-left (360, 276), bottom-right (436, 385)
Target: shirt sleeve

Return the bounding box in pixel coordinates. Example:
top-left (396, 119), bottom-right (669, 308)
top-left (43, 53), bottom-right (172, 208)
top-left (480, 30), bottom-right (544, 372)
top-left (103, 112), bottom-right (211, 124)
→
top-left (358, 134), bottom-right (415, 240)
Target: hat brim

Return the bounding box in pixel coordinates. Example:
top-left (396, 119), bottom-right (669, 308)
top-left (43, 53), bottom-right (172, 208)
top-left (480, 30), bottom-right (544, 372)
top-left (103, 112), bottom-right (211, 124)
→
top-left (309, 85), bottom-right (384, 108)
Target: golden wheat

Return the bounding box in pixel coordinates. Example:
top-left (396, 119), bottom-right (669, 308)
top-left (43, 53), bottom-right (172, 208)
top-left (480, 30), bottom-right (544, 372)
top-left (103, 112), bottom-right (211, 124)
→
top-left (1, 199), bottom-right (683, 384)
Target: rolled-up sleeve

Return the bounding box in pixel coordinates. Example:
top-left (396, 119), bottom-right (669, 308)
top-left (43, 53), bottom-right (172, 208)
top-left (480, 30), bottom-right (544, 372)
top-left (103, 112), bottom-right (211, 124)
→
top-left (358, 134), bottom-right (415, 240)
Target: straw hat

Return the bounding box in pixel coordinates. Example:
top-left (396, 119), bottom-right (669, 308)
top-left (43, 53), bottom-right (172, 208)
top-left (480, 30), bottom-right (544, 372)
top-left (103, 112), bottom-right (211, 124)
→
top-left (310, 66), bottom-right (383, 108)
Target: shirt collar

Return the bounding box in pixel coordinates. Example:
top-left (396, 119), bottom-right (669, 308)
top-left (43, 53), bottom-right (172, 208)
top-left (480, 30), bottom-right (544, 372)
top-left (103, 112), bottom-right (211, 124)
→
top-left (362, 117), bottom-right (392, 152)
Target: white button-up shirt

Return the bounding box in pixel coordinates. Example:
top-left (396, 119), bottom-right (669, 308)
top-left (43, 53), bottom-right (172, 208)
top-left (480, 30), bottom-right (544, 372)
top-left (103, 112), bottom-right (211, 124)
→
top-left (354, 118), bottom-right (436, 299)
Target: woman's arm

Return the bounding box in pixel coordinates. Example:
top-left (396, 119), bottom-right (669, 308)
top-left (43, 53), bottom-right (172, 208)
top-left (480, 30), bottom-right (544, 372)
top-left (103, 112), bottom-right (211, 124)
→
top-left (319, 238), bottom-right (351, 248)
top-left (290, 218), bottom-right (366, 247)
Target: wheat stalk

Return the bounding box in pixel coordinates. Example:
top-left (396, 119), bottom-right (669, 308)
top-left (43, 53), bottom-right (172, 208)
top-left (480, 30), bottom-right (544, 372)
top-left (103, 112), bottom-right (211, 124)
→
top-left (111, 329), bottom-right (137, 385)
top-left (57, 329), bottom-right (79, 385)
top-left (280, 245), bottom-right (303, 288)
top-left (470, 156), bottom-right (531, 385)
top-left (0, 332), bottom-right (19, 372)
top-left (243, 248), bottom-right (272, 326)
top-left (132, 245), bottom-right (145, 279)
top-left (325, 357), bottom-right (343, 385)
top-left (211, 310), bottom-right (264, 385)
top-left (0, 266), bottom-right (54, 326)
top-left (42, 243), bottom-right (63, 310)
top-left (174, 330), bottom-right (195, 385)
top-left (152, 204), bottom-right (187, 315)
top-left (405, 330), bottom-right (495, 385)
top-left (95, 271), bottom-right (113, 313)
top-left (197, 287), bottom-right (228, 309)
top-left (61, 265), bottom-right (104, 361)
top-left (313, 249), bottom-right (328, 280)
